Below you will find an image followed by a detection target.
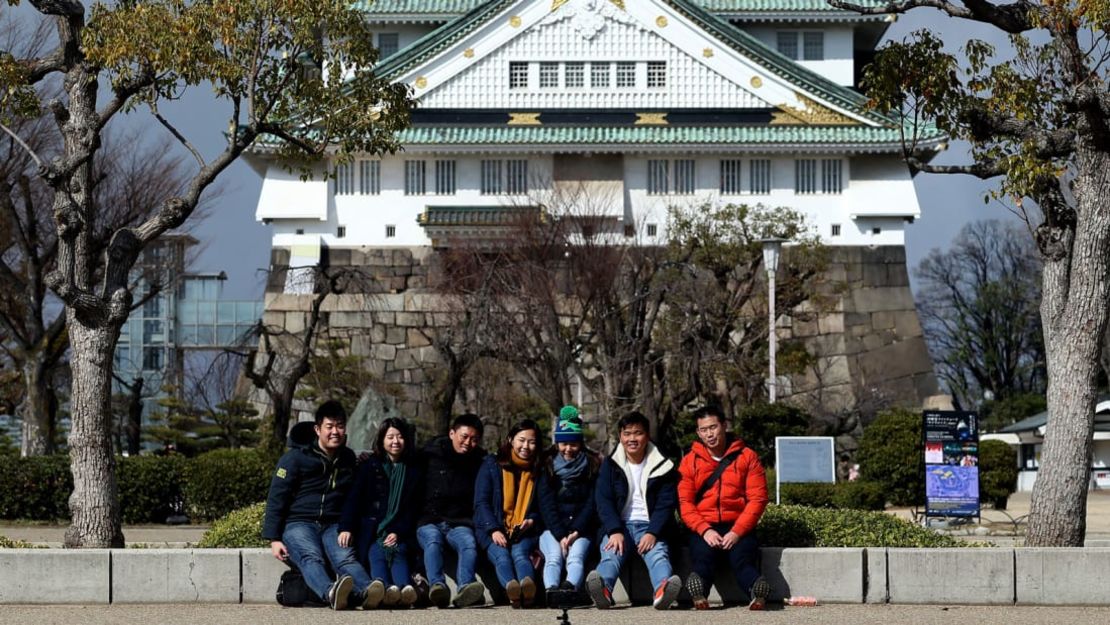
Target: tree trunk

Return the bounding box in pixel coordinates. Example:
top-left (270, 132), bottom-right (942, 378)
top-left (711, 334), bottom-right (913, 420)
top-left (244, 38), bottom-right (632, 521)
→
top-left (64, 320), bottom-right (125, 548)
top-left (126, 377), bottom-right (144, 456)
top-left (19, 356), bottom-right (54, 456)
top-left (1026, 148), bottom-right (1110, 547)
top-left (266, 387), bottom-right (294, 454)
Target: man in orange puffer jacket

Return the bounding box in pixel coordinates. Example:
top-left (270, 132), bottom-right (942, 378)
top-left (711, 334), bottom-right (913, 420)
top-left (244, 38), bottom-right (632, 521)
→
top-left (677, 405), bottom-right (771, 611)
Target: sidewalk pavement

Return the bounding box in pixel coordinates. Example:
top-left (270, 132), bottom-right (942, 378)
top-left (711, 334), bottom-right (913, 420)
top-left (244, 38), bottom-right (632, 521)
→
top-left (0, 524), bottom-right (209, 547)
top-left (4, 605), bottom-right (1110, 625)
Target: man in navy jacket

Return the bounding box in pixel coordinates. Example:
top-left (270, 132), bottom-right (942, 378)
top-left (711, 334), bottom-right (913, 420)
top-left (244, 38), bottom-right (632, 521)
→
top-left (586, 411), bottom-right (682, 610)
top-left (262, 401), bottom-right (373, 610)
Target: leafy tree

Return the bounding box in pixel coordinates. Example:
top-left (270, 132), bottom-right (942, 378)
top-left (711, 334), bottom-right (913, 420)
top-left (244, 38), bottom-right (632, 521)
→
top-left (981, 392), bottom-right (1046, 433)
top-left (833, 0), bottom-right (1110, 546)
top-left (296, 338), bottom-right (377, 415)
top-left (916, 220), bottom-right (1044, 409)
top-left (207, 398), bottom-right (260, 450)
top-left (856, 408), bottom-right (923, 507)
top-left (0, 1), bottom-right (412, 546)
top-left (979, 439), bottom-right (1019, 510)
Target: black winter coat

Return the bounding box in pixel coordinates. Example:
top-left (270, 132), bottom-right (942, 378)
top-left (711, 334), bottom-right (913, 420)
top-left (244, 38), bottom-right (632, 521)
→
top-left (417, 436), bottom-right (486, 527)
top-left (536, 450), bottom-right (600, 540)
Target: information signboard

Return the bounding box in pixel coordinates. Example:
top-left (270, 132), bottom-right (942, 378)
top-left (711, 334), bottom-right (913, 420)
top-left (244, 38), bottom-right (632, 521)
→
top-left (775, 436), bottom-right (836, 504)
top-left (923, 410), bottom-right (980, 518)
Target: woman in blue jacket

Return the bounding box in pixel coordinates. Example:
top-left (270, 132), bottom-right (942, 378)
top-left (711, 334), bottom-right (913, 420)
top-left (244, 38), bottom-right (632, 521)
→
top-left (339, 417), bottom-right (422, 609)
top-left (474, 419), bottom-right (542, 608)
top-left (536, 406), bottom-right (600, 595)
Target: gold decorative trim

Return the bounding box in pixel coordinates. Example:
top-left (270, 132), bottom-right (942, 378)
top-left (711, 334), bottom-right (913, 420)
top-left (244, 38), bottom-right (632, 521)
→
top-left (463, 48), bottom-right (475, 58)
top-left (508, 112), bottom-right (542, 125)
top-left (750, 76), bottom-right (763, 88)
top-left (634, 112), bottom-right (669, 125)
top-left (770, 93), bottom-right (859, 125)
top-left (510, 15), bottom-right (522, 27)
top-left (414, 76), bottom-right (427, 89)
top-left (551, 0), bottom-right (568, 11)
top-left (656, 15), bottom-right (668, 27)
top-left (702, 48), bottom-right (714, 58)
top-left (610, 0), bottom-right (626, 9)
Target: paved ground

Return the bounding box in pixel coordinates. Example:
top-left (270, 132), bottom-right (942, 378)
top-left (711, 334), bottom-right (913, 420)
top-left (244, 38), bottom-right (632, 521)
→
top-left (5, 605), bottom-right (1110, 625)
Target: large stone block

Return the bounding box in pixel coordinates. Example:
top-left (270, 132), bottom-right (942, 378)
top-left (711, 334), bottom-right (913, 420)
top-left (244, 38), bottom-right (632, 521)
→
top-left (0, 549), bottom-right (110, 604)
top-left (865, 548), bottom-right (888, 604)
top-left (761, 548), bottom-right (865, 603)
top-left (112, 549), bottom-right (240, 603)
top-left (241, 549), bottom-right (287, 604)
top-left (850, 287), bottom-right (916, 314)
top-left (888, 548), bottom-right (1013, 604)
top-left (1016, 548), bottom-right (1110, 604)
top-left (395, 312), bottom-right (424, 327)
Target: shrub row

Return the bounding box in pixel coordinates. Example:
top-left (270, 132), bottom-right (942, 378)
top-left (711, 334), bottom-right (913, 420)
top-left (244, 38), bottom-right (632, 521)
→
top-left (0, 449), bottom-right (275, 523)
top-left (200, 501), bottom-right (961, 549)
top-left (777, 481), bottom-right (887, 511)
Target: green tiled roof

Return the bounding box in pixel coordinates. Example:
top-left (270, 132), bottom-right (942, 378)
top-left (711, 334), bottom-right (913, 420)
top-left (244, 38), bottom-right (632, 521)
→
top-left (374, 0), bottom-right (891, 126)
top-left (354, 0), bottom-right (886, 15)
top-left (392, 124), bottom-right (939, 147)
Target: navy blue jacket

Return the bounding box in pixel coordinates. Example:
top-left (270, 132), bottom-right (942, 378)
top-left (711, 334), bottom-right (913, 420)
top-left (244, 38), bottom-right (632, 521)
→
top-left (262, 431), bottom-right (358, 541)
top-left (536, 450), bottom-right (600, 540)
top-left (473, 455), bottom-right (541, 549)
top-left (594, 443), bottom-right (678, 540)
top-left (338, 453), bottom-right (422, 567)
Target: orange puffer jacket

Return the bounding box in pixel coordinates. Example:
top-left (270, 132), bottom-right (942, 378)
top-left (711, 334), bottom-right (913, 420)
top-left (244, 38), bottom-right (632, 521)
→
top-left (677, 437), bottom-right (768, 538)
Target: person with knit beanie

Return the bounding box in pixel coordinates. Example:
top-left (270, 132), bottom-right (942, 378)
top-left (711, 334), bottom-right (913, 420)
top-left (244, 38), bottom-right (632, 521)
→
top-left (537, 406), bottom-right (601, 604)
top-left (473, 419), bottom-right (544, 608)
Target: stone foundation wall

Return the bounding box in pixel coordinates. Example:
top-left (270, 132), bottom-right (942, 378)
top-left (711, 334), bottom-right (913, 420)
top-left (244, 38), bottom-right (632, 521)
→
top-left (256, 245), bottom-right (938, 429)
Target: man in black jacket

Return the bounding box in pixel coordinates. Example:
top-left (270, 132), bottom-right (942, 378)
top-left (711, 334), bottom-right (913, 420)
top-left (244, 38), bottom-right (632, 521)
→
top-left (415, 413), bottom-right (487, 608)
top-left (263, 400), bottom-right (373, 610)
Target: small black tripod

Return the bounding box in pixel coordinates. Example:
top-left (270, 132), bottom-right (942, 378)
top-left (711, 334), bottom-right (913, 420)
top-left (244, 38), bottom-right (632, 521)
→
top-left (555, 607), bottom-right (572, 625)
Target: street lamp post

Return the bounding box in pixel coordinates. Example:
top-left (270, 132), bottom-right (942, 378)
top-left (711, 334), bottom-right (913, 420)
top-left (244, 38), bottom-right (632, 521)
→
top-left (761, 237), bottom-right (786, 403)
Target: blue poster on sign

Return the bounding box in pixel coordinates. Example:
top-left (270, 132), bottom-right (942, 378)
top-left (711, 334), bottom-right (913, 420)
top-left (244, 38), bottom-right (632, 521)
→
top-left (924, 411), bottom-right (980, 518)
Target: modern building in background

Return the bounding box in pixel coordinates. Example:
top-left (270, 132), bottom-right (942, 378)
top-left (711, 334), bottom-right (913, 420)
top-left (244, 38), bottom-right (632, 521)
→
top-left (248, 0), bottom-right (942, 424)
top-left (113, 233), bottom-right (264, 420)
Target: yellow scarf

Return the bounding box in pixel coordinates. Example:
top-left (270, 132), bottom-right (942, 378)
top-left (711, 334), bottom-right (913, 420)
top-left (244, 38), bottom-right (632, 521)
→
top-left (502, 452), bottom-right (535, 534)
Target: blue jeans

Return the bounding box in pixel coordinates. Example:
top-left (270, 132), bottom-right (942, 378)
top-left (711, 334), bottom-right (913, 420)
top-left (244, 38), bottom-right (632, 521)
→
top-left (369, 540), bottom-right (411, 587)
top-left (688, 525), bottom-right (761, 595)
top-left (282, 521), bottom-right (372, 600)
top-left (539, 530), bottom-right (592, 589)
top-left (416, 522), bottom-right (478, 586)
top-left (595, 520), bottom-right (672, 592)
top-left (486, 535), bottom-right (538, 587)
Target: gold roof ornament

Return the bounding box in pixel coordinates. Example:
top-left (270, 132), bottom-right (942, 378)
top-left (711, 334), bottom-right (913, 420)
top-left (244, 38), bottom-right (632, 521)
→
top-left (510, 15), bottom-right (522, 27)
top-left (656, 15), bottom-right (668, 27)
top-left (771, 93), bottom-right (858, 125)
top-left (414, 76), bottom-right (427, 89)
top-left (750, 76), bottom-right (763, 88)
top-left (703, 47), bottom-right (714, 58)
top-left (508, 112), bottom-right (542, 125)
top-left (463, 48), bottom-right (475, 58)
top-left (634, 112), bottom-right (669, 125)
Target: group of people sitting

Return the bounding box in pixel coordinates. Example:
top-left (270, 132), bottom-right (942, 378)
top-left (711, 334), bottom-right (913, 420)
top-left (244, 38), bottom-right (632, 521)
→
top-left (262, 400), bottom-right (770, 611)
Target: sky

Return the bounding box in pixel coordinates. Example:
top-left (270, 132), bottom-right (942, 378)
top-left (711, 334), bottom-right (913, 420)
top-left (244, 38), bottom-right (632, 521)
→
top-left (14, 5), bottom-right (1022, 300)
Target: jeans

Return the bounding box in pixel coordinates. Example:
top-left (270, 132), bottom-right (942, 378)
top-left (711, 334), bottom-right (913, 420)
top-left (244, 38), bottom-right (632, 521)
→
top-left (539, 530), bottom-right (592, 589)
top-left (282, 521), bottom-right (372, 600)
top-left (688, 524), bottom-right (761, 595)
top-left (595, 520), bottom-right (672, 592)
top-left (485, 535), bottom-right (538, 587)
top-left (416, 522), bottom-right (478, 587)
top-left (369, 540), bottom-right (411, 587)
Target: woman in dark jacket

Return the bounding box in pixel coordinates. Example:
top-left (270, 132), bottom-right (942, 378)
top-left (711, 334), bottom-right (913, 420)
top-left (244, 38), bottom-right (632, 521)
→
top-left (536, 406), bottom-right (600, 593)
top-left (339, 417), bottom-right (422, 609)
top-left (473, 419), bottom-right (542, 608)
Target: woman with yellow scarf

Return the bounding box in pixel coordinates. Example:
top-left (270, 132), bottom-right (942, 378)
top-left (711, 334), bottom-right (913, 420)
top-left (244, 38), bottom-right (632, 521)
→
top-left (473, 419), bottom-right (543, 608)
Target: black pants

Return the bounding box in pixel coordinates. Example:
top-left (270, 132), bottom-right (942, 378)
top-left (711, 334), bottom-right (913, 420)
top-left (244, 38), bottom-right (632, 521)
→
top-left (687, 523), bottom-right (761, 595)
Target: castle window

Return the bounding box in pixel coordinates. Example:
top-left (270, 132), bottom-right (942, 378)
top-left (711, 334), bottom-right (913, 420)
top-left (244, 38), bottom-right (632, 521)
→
top-left (509, 62), bottom-right (528, 89)
top-left (674, 159), bottom-right (695, 194)
top-left (335, 162), bottom-right (354, 195)
top-left (480, 160), bottom-right (502, 195)
top-left (386, 225), bottom-right (397, 238)
top-left (647, 223), bottom-right (658, 237)
top-left (378, 33), bottom-right (399, 58)
top-left (565, 62), bottom-right (585, 87)
top-left (507, 160), bottom-right (528, 195)
top-left (720, 159), bottom-right (742, 195)
top-left (337, 226), bottom-right (346, 239)
top-left (590, 62), bottom-right (610, 88)
top-left (795, 159), bottom-right (818, 194)
top-left (831, 223), bottom-right (841, 237)
top-left (821, 159), bottom-right (843, 194)
top-left (404, 160), bottom-right (426, 195)
top-left (647, 61), bottom-right (666, 88)
top-left (749, 159), bottom-right (772, 194)
top-left (803, 32), bottom-right (824, 60)
top-left (435, 160), bottom-right (456, 195)
top-left (359, 160), bottom-right (380, 195)
top-left (540, 62), bottom-right (559, 88)
top-left (616, 62), bottom-right (636, 87)
top-left (647, 160), bottom-right (669, 195)
top-left (777, 31), bottom-right (824, 60)
top-left (776, 31), bottom-right (798, 59)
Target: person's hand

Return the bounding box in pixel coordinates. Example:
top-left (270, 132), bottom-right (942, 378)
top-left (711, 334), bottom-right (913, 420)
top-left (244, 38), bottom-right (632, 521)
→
top-left (383, 532), bottom-right (398, 547)
top-left (518, 519), bottom-right (534, 532)
top-left (702, 529), bottom-right (723, 548)
top-left (357, 451), bottom-right (371, 464)
top-left (560, 531), bottom-right (579, 555)
top-left (492, 530), bottom-right (508, 547)
top-left (337, 531), bottom-right (352, 548)
top-left (604, 532), bottom-right (625, 555)
top-left (271, 540), bottom-right (289, 561)
top-left (720, 531), bottom-right (740, 550)
top-left (636, 532), bottom-right (657, 555)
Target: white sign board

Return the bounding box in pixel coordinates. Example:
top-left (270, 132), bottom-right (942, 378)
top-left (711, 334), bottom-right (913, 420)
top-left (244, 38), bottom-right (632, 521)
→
top-left (775, 436), bottom-right (836, 504)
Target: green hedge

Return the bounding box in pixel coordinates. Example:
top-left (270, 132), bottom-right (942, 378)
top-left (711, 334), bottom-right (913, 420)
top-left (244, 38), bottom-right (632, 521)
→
top-left (0, 534), bottom-right (39, 548)
top-left (979, 440), bottom-right (1018, 509)
top-left (757, 505), bottom-right (961, 548)
top-left (182, 449), bottom-right (274, 521)
top-left (0, 449), bottom-right (275, 523)
top-left (857, 408), bottom-right (924, 506)
top-left (778, 481), bottom-right (887, 511)
top-left (196, 502), bottom-right (268, 548)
